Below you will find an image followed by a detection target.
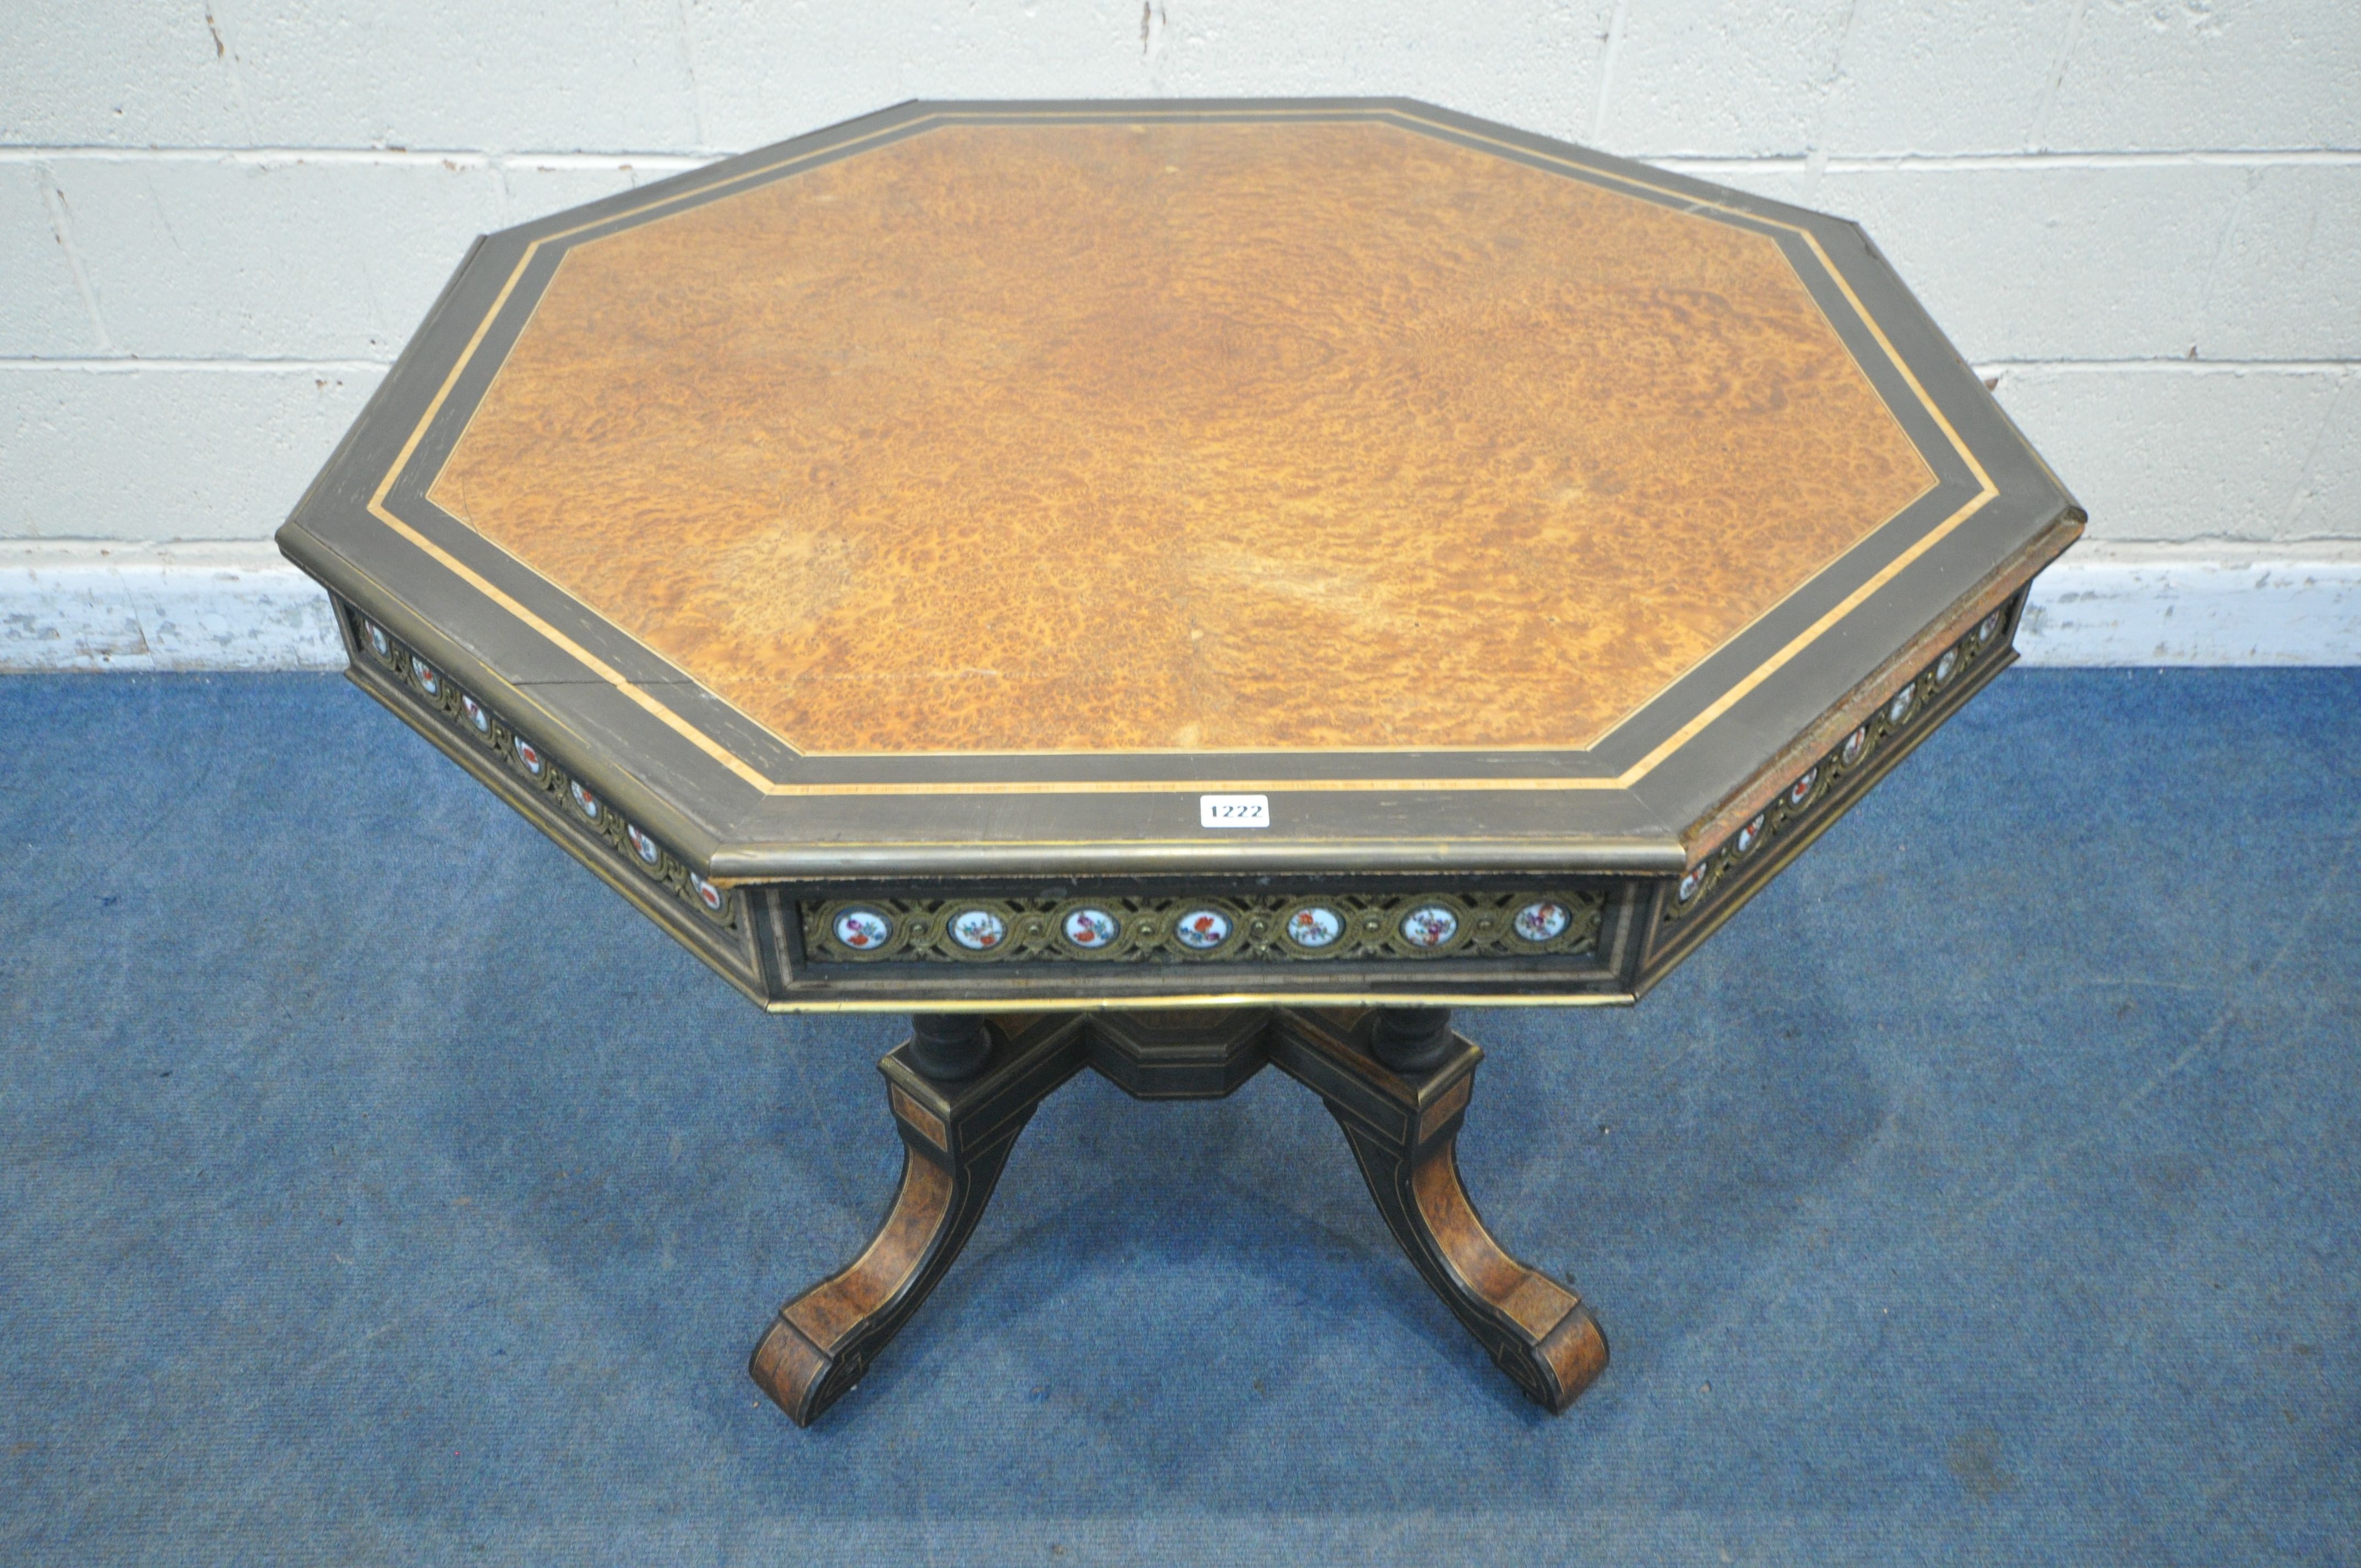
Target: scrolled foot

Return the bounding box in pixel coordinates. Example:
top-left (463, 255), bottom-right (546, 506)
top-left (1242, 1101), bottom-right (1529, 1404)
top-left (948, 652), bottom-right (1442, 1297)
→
top-left (749, 1014), bottom-right (1087, 1427)
top-left (1406, 1134), bottom-right (1608, 1412)
top-left (1271, 1008), bottom-right (1608, 1413)
top-left (750, 1146), bottom-right (964, 1426)
top-left (750, 1308), bottom-right (857, 1427)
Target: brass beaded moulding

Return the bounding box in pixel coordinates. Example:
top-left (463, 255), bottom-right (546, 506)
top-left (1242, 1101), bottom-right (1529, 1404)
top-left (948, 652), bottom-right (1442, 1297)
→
top-left (348, 607), bottom-right (740, 933)
top-left (804, 889), bottom-right (1607, 966)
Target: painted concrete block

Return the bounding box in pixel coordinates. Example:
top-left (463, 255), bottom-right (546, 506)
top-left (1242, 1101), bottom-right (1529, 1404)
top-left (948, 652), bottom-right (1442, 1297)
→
top-left (51, 157), bottom-right (505, 360)
top-left (2, 0), bottom-right (700, 154)
top-left (679, 1), bottom-right (1622, 154)
top-left (2046, 0), bottom-right (2361, 153)
top-left (1141, 1), bottom-right (1617, 149)
top-left (0, 167), bottom-right (99, 355)
top-left (1812, 0), bottom-right (2080, 157)
top-left (1593, 0), bottom-right (1855, 156)
top-left (496, 161), bottom-right (671, 227)
top-left (682, 1), bottom-right (1158, 154)
top-left (1692, 161), bottom-right (2361, 364)
top-left (0, 364), bottom-right (382, 543)
top-left (1994, 366), bottom-right (2357, 545)
top-left (2287, 370), bottom-right (2361, 542)
top-left (1818, 162), bottom-right (2252, 363)
top-left (2198, 163), bottom-right (2361, 362)
top-left (216, 0), bottom-right (701, 154)
top-left (10, 0), bottom-right (2360, 162)
top-left (17, 159), bottom-right (690, 362)
top-left (1811, 0), bottom-right (2361, 157)
top-left (0, 0), bottom-right (244, 149)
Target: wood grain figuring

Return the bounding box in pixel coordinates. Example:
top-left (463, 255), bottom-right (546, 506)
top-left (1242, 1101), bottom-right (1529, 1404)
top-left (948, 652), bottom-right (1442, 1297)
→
top-left (747, 1315), bottom-right (829, 1412)
top-left (1270, 1007), bottom-right (1606, 1413)
top-left (888, 1082), bottom-right (947, 1150)
top-left (1411, 1145), bottom-right (1577, 1341)
top-left (1417, 1072), bottom-right (1474, 1143)
top-left (783, 1150), bottom-right (951, 1351)
top-left (431, 118), bottom-right (1933, 754)
top-left (1536, 1300), bottom-right (1611, 1399)
top-left (754, 1015), bottom-right (1089, 1425)
top-left (753, 1005), bottom-right (1608, 1425)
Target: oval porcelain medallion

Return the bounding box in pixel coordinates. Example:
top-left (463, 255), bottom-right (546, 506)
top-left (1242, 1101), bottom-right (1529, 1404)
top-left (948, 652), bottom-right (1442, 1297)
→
top-left (1512, 900), bottom-right (1569, 942)
top-left (949, 908), bottom-right (1007, 951)
top-left (1172, 909), bottom-right (1233, 950)
top-left (1285, 906), bottom-right (1344, 949)
top-left (834, 907), bottom-right (893, 951)
top-left (1400, 905), bottom-right (1459, 948)
top-left (1062, 907), bottom-right (1120, 949)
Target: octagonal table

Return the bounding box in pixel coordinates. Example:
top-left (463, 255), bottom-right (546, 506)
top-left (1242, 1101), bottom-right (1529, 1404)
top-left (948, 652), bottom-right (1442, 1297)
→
top-left (278, 99), bottom-right (2081, 1426)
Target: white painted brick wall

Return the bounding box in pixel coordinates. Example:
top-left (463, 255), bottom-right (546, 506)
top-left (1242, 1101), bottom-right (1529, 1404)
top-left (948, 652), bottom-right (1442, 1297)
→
top-left (1996, 364), bottom-right (2359, 543)
top-left (0, 362), bottom-right (380, 541)
top-left (2, 0), bottom-right (2356, 661)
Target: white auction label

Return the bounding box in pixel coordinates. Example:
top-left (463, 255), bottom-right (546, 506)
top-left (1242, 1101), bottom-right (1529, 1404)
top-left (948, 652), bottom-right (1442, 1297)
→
top-left (1199, 793), bottom-right (1270, 829)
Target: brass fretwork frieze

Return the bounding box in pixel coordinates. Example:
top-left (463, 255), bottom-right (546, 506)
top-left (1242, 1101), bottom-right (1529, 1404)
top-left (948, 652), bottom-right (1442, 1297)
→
top-left (345, 605), bottom-right (740, 933)
top-left (1663, 595), bottom-right (2017, 924)
top-left (802, 889), bottom-right (1607, 966)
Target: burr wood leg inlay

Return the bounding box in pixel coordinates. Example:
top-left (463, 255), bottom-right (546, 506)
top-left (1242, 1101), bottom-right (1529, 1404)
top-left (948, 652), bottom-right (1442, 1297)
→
top-left (752, 1006), bottom-right (1606, 1425)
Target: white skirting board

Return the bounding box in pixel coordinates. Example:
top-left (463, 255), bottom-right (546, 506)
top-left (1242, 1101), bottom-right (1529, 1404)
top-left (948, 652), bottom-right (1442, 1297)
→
top-left (1, 540), bottom-right (2356, 673)
top-left (2013, 543), bottom-right (2361, 667)
top-left (0, 542), bottom-right (346, 672)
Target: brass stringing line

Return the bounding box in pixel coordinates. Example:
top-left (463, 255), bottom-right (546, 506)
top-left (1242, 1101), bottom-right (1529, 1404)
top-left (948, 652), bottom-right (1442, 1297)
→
top-left (764, 992), bottom-right (1635, 1014)
top-left (1666, 603), bottom-right (2002, 914)
top-left (361, 119), bottom-right (948, 793)
top-left (359, 609), bottom-right (746, 927)
top-left (1386, 109), bottom-right (1995, 490)
top-left (367, 104), bottom-right (2002, 804)
top-left (1378, 111), bottom-right (2003, 774)
top-left (705, 836), bottom-right (1673, 861)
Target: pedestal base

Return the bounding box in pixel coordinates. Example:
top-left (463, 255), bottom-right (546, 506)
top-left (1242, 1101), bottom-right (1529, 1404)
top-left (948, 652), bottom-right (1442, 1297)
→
top-left (750, 1008), bottom-right (1607, 1427)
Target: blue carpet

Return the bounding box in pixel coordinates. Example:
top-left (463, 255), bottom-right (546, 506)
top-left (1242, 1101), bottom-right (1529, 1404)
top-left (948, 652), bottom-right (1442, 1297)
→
top-left (0, 668), bottom-right (2354, 1565)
